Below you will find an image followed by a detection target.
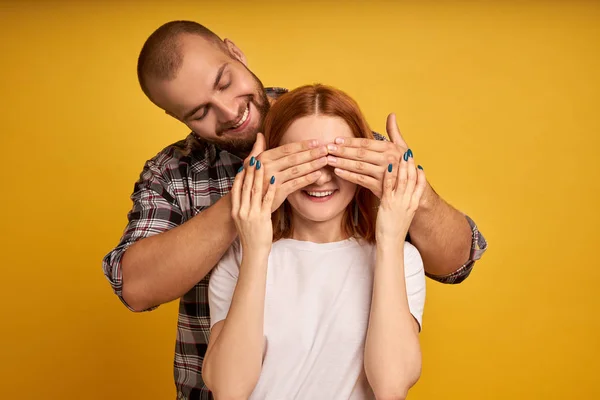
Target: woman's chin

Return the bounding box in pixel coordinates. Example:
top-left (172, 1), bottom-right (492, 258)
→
top-left (294, 210), bottom-right (342, 224)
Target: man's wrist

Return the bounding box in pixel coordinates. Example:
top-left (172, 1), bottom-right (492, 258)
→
top-left (418, 181), bottom-right (440, 212)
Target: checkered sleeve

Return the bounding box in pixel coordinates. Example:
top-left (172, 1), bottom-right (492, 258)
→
top-left (102, 159), bottom-right (184, 311)
top-left (425, 215), bottom-right (488, 284)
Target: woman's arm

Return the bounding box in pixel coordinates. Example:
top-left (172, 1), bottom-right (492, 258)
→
top-left (364, 243), bottom-right (423, 400)
top-left (202, 250), bottom-right (270, 400)
top-left (365, 154), bottom-right (427, 400)
top-left (202, 158), bottom-right (277, 400)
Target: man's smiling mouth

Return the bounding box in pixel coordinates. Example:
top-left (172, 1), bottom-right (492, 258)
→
top-left (230, 104), bottom-right (250, 130)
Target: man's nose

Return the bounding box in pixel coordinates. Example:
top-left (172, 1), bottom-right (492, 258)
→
top-left (315, 166), bottom-right (334, 186)
top-left (213, 96), bottom-right (239, 123)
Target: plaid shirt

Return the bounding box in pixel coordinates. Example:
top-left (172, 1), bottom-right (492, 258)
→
top-left (102, 87), bottom-right (488, 400)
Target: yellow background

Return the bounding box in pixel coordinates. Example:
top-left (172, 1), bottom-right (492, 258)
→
top-left (1, 1), bottom-right (598, 399)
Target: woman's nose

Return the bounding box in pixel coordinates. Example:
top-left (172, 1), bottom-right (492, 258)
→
top-left (315, 166), bottom-right (333, 186)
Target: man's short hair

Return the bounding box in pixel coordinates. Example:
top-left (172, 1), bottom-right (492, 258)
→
top-left (137, 20), bottom-right (225, 100)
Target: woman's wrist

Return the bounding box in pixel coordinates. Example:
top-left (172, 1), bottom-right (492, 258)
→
top-left (241, 243), bottom-right (271, 262)
top-left (376, 238), bottom-right (405, 260)
top-left (376, 232), bottom-right (407, 248)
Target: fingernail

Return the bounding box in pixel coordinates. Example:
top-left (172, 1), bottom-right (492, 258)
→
top-left (309, 140), bottom-right (319, 148)
top-left (327, 144), bottom-right (337, 152)
top-left (418, 165), bottom-right (424, 170)
top-left (270, 176), bottom-right (275, 184)
top-left (388, 163), bottom-right (393, 172)
top-left (335, 138), bottom-right (345, 145)
top-left (249, 156), bottom-right (256, 166)
top-left (408, 149), bottom-right (413, 158)
top-left (237, 166), bottom-right (243, 173)
top-left (327, 155), bottom-right (337, 164)
top-left (256, 160), bottom-right (261, 170)
top-left (403, 151), bottom-right (409, 161)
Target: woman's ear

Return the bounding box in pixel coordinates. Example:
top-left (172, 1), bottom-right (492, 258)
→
top-left (224, 39), bottom-right (247, 66)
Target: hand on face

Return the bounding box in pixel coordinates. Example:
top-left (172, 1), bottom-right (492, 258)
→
top-left (243, 133), bottom-right (329, 212)
top-left (230, 156), bottom-right (277, 253)
top-left (243, 113), bottom-right (423, 210)
top-left (326, 113), bottom-right (411, 199)
top-left (376, 152), bottom-right (427, 243)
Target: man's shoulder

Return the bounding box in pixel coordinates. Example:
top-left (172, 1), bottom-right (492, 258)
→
top-left (266, 86), bottom-right (289, 101)
top-left (143, 133), bottom-right (212, 176)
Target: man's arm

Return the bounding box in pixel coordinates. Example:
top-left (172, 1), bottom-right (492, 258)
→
top-left (101, 151), bottom-right (239, 313)
top-left (120, 192), bottom-right (237, 312)
top-left (327, 113), bottom-right (487, 281)
top-left (407, 183), bottom-right (472, 277)
top-left (102, 135), bottom-right (329, 311)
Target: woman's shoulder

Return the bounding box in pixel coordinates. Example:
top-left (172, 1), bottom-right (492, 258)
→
top-left (402, 241), bottom-right (424, 274)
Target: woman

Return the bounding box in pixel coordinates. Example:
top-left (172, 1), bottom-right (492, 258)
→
top-left (202, 84), bottom-right (427, 400)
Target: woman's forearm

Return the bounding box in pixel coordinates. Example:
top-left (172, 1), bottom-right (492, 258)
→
top-left (203, 250), bottom-right (269, 399)
top-left (365, 242), bottom-right (422, 400)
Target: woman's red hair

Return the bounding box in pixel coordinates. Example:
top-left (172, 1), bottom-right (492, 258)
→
top-left (263, 84), bottom-right (378, 243)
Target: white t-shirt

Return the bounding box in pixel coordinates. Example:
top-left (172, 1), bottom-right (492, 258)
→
top-left (208, 238), bottom-right (426, 400)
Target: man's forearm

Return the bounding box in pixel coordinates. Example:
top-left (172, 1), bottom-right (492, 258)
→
top-left (409, 184), bottom-right (472, 277)
top-left (121, 193), bottom-right (237, 311)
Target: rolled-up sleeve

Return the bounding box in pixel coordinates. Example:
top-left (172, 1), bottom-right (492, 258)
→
top-left (102, 160), bottom-right (184, 311)
top-left (425, 215), bottom-right (488, 284)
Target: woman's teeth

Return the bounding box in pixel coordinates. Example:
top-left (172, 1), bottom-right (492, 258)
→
top-left (306, 191), bottom-right (334, 198)
top-left (232, 105), bottom-right (249, 129)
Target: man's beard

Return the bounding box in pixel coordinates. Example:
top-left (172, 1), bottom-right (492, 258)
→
top-left (204, 68), bottom-right (270, 158)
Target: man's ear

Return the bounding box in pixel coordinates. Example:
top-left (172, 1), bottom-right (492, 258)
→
top-left (224, 38), bottom-right (247, 66)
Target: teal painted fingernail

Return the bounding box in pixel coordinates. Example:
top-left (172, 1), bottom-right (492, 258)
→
top-left (249, 156), bottom-right (256, 166)
top-left (403, 151), bottom-right (409, 161)
top-left (387, 163), bottom-right (393, 173)
top-left (408, 149), bottom-right (413, 158)
top-left (418, 165), bottom-right (424, 170)
top-left (256, 160), bottom-right (261, 170)
top-left (270, 176), bottom-right (275, 184)
top-left (237, 166), bottom-right (244, 173)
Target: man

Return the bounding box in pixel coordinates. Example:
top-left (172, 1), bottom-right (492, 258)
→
top-left (103, 20), bottom-right (487, 400)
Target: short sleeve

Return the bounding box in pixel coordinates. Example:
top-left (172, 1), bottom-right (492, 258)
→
top-left (208, 240), bottom-right (242, 329)
top-left (403, 242), bottom-right (426, 330)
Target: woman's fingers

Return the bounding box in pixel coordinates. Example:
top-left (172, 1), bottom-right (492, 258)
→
top-left (405, 151), bottom-right (417, 199)
top-left (411, 166), bottom-right (427, 210)
top-left (251, 159), bottom-right (264, 212)
top-left (231, 166), bottom-right (244, 217)
top-left (262, 175), bottom-right (277, 214)
top-left (382, 163), bottom-right (394, 203)
top-left (240, 156), bottom-right (257, 216)
top-left (395, 150), bottom-right (409, 195)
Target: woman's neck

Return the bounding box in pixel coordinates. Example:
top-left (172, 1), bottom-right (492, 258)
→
top-left (289, 213), bottom-right (348, 244)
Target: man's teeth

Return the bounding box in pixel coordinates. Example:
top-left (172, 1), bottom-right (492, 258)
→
top-left (306, 191), bottom-right (334, 198)
top-left (232, 106), bottom-right (249, 129)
